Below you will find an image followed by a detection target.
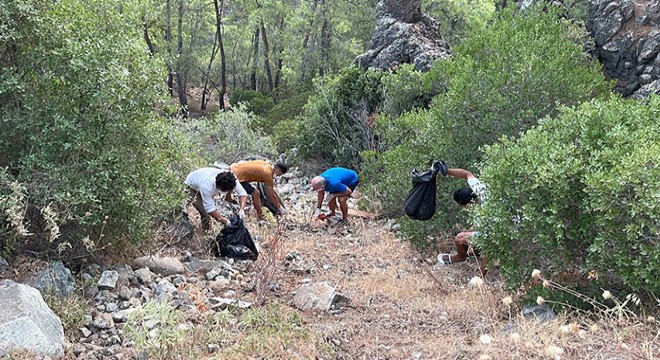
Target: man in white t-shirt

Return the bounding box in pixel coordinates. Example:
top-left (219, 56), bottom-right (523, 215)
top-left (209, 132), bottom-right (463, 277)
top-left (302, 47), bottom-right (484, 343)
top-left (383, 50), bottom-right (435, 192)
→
top-left (437, 166), bottom-right (489, 275)
top-left (184, 167), bottom-right (247, 230)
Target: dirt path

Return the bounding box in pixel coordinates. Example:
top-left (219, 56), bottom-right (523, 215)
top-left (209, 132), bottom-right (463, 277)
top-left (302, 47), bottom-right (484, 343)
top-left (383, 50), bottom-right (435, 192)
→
top-left (258, 202), bottom-right (507, 359)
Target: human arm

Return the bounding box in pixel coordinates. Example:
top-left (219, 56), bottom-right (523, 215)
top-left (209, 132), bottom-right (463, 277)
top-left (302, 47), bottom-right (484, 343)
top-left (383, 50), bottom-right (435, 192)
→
top-left (265, 185), bottom-right (287, 215)
top-left (208, 210), bottom-right (228, 225)
top-left (316, 190), bottom-right (325, 216)
top-left (447, 168), bottom-right (476, 180)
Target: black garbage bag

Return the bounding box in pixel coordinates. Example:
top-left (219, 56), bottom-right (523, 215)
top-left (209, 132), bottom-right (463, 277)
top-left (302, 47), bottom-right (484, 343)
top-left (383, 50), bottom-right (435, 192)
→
top-left (256, 182), bottom-right (285, 216)
top-left (211, 216), bottom-right (259, 260)
top-left (403, 161), bottom-right (445, 220)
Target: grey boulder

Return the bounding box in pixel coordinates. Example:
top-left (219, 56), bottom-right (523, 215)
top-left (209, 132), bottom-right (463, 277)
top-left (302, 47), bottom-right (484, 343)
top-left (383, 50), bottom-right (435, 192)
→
top-left (0, 280), bottom-right (66, 357)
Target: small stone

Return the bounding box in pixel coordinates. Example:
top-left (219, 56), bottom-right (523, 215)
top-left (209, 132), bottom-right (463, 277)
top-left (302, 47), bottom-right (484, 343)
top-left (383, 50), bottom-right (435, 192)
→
top-left (134, 267), bottom-right (153, 284)
top-left (92, 313), bottom-right (114, 330)
top-left (82, 264), bottom-right (101, 276)
top-left (118, 286), bottom-right (133, 301)
top-left (79, 327), bottom-right (92, 338)
top-left (84, 285), bottom-right (99, 300)
top-left (171, 275), bottom-right (185, 286)
top-left (0, 256), bottom-right (10, 272)
top-left (98, 270), bottom-right (119, 290)
top-left (206, 267), bottom-right (222, 280)
top-left (187, 276), bottom-right (199, 284)
top-left (207, 344), bottom-right (220, 353)
top-left (105, 302), bottom-right (119, 313)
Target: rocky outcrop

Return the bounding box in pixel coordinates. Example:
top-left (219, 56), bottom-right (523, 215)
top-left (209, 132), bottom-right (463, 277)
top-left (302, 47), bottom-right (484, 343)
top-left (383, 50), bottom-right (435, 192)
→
top-left (588, 0), bottom-right (660, 97)
top-left (0, 280), bottom-right (66, 357)
top-left (354, 0), bottom-right (451, 72)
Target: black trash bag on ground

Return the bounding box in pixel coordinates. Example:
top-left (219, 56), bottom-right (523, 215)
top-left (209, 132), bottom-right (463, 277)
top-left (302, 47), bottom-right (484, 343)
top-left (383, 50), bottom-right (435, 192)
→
top-left (211, 216), bottom-right (259, 260)
top-left (256, 182), bottom-right (285, 216)
top-left (403, 161), bottom-right (445, 220)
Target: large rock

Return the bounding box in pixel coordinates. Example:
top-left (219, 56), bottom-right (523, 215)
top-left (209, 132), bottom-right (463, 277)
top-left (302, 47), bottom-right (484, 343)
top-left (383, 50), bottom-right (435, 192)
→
top-left (588, 0), bottom-right (660, 97)
top-left (293, 281), bottom-right (349, 312)
top-left (0, 280), bottom-right (66, 357)
top-left (354, 0), bottom-right (451, 72)
top-left (27, 260), bottom-right (75, 297)
top-left (133, 255), bottom-right (184, 276)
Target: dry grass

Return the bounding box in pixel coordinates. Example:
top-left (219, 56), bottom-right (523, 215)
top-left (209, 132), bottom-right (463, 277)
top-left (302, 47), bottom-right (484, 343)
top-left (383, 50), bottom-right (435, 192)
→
top-left (265, 201), bottom-right (659, 360)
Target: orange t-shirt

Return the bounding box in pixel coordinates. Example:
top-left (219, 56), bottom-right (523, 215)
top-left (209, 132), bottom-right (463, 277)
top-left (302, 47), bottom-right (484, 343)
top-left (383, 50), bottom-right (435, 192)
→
top-left (230, 160), bottom-right (275, 186)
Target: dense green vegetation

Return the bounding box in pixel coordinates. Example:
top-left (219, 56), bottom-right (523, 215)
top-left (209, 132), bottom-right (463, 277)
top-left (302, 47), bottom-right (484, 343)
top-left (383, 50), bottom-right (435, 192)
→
top-left (0, 0), bottom-right (657, 302)
top-left (476, 95), bottom-right (660, 297)
top-left (0, 0), bottom-right (192, 254)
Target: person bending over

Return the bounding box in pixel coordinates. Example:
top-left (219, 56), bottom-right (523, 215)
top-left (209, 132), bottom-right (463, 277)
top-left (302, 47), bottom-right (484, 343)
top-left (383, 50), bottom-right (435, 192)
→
top-left (185, 167), bottom-right (247, 230)
top-left (311, 167), bottom-right (359, 226)
top-left (227, 160), bottom-right (289, 220)
top-left (437, 166), bottom-right (489, 275)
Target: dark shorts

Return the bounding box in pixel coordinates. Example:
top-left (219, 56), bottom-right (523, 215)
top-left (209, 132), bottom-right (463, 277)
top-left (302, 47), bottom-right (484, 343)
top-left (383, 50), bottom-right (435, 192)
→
top-left (240, 181), bottom-right (256, 195)
top-left (348, 180), bottom-right (359, 192)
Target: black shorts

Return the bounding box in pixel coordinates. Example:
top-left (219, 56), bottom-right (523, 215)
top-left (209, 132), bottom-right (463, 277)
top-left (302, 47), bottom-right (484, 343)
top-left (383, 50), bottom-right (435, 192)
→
top-left (240, 181), bottom-right (256, 195)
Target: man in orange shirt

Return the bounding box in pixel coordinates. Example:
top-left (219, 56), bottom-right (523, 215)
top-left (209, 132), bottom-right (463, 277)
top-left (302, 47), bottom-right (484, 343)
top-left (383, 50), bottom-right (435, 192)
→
top-left (226, 160), bottom-right (288, 220)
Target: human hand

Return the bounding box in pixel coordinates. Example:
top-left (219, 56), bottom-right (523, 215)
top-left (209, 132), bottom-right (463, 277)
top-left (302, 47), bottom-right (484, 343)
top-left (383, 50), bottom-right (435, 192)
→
top-left (278, 206), bottom-right (287, 216)
top-left (239, 210), bottom-right (245, 219)
top-left (315, 208), bottom-right (322, 218)
top-left (219, 216), bottom-right (228, 225)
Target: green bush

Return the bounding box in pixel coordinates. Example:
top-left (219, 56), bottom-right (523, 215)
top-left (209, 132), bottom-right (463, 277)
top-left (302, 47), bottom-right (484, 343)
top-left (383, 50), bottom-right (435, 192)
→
top-left (294, 66), bottom-right (384, 168)
top-left (261, 88), bottom-right (312, 134)
top-left (230, 90), bottom-right (275, 116)
top-left (185, 105), bottom-right (276, 165)
top-left (0, 0), bottom-right (193, 252)
top-left (475, 95), bottom-right (660, 297)
top-left (364, 6), bottom-right (612, 238)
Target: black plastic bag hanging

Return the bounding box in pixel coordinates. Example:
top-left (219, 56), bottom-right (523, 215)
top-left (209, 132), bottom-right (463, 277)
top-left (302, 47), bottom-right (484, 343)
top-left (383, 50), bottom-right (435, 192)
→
top-left (211, 216), bottom-right (259, 260)
top-left (403, 161), bottom-right (446, 220)
top-left (256, 182), bottom-right (285, 216)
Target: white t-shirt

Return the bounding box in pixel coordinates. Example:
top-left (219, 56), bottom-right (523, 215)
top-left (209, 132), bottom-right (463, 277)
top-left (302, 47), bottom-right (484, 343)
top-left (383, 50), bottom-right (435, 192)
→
top-left (467, 177), bottom-right (488, 203)
top-left (184, 167), bottom-right (247, 213)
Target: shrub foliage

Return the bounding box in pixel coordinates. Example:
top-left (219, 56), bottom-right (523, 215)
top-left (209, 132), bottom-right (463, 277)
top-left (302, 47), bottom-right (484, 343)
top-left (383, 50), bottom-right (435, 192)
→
top-left (365, 6), bottom-right (612, 238)
top-left (0, 0), bottom-right (192, 252)
top-left (475, 95), bottom-right (660, 296)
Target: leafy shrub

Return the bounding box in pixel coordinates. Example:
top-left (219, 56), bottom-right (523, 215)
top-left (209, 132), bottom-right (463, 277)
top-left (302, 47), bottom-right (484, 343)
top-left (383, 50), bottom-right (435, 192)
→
top-left (185, 105), bottom-right (276, 165)
top-left (475, 95), bottom-right (660, 297)
top-left (230, 90), bottom-right (275, 116)
top-left (271, 118), bottom-right (304, 154)
top-left (294, 66), bottom-right (384, 168)
top-left (381, 64), bottom-right (448, 119)
top-left (364, 6), bottom-right (612, 238)
top-left (260, 88), bottom-right (312, 134)
top-left (424, 0), bottom-right (495, 45)
top-left (0, 0), bottom-right (193, 252)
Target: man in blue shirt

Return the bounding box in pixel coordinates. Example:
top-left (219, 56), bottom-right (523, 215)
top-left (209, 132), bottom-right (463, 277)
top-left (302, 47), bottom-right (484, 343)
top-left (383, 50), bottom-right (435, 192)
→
top-left (311, 167), bottom-right (359, 225)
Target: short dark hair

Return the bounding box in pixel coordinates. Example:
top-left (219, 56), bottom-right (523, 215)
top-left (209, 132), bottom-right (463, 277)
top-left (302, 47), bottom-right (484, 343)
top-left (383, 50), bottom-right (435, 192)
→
top-left (453, 187), bottom-right (476, 205)
top-left (215, 171), bottom-right (237, 192)
top-left (274, 162), bottom-right (289, 174)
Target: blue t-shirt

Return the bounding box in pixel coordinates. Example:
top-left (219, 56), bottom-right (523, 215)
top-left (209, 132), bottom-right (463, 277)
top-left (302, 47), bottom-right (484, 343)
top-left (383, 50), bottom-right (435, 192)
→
top-left (321, 168), bottom-right (359, 194)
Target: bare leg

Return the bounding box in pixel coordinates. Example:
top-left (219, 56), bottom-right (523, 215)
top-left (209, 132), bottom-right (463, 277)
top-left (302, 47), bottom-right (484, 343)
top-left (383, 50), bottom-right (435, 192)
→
top-left (338, 196), bottom-right (349, 219)
top-left (328, 197), bottom-right (338, 216)
top-left (450, 231), bottom-right (471, 264)
top-left (191, 190), bottom-right (210, 230)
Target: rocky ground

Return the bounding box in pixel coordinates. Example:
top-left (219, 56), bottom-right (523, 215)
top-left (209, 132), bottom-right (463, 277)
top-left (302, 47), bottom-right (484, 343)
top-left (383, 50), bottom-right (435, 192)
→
top-left (0, 168), bottom-right (658, 360)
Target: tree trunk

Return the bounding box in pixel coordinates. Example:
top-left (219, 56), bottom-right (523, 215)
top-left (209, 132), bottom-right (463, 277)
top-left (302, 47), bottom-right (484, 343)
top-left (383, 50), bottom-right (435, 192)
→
top-left (142, 16), bottom-right (156, 56)
top-left (300, 0), bottom-right (320, 82)
top-left (201, 28), bottom-right (219, 111)
top-left (165, 0), bottom-right (174, 96)
top-left (274, 16), bottom-right (285, 91)
top-left (176, 0), bottom-right (188, 117)
top-left (319, 0), bottom-right (331, 77)
top-left (213, 0), bottom-right (227, 110)
top-left (250, 28), bottom-right (260, 91)
top-left (260, 21), bottom-right (274, 92)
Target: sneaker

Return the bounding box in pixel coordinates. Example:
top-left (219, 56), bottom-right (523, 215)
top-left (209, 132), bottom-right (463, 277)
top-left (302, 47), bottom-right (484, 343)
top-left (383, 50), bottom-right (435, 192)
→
top-left (437, 253), bottom-right (452, 265)
top-left (333, 218), bottom-right (348, 227)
